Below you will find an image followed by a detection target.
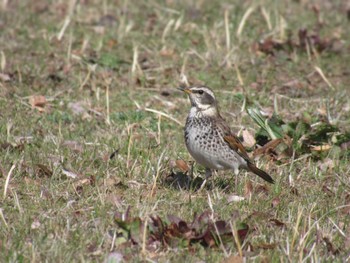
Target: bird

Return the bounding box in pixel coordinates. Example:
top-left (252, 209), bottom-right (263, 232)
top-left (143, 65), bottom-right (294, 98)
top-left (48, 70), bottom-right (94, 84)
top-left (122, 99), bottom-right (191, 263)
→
top-left (178, 85), bottom-right (274, 184)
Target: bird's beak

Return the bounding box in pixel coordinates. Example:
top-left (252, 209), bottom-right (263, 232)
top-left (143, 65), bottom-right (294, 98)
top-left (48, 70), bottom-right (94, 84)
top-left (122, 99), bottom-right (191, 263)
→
top-left (177, 86), bottom-right (192, 94)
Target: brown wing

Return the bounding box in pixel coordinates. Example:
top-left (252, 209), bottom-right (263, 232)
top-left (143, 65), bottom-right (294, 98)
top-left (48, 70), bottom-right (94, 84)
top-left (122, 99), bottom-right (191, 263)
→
top-left (223, 134), bottom-right (251, 161)
top-left (217, 116), bottom-right (275, 184)
top-left (216, 116), bottom-right (251, 162)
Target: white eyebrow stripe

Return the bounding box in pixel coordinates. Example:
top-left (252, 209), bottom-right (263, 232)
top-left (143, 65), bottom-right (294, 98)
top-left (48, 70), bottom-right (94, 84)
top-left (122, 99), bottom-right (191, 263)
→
top-left (191, 86), bottom-right (216, 99)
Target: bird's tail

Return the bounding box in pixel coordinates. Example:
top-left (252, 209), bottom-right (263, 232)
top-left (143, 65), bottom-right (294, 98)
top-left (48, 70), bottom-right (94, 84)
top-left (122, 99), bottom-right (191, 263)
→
top-left (247, 162), bottom-right (274, 184)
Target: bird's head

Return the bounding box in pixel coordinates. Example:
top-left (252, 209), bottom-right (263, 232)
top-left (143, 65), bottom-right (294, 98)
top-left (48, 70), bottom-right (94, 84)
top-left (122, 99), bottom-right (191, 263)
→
top-left (178, 85), bottom-right (218, 116)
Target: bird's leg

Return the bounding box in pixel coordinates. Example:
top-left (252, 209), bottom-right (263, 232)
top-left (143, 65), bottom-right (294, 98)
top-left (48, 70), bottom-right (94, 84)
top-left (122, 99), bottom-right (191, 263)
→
top-left (199, 168), bottom-right (212, 192)
top-left (234, 168), bottom-right (239, 193)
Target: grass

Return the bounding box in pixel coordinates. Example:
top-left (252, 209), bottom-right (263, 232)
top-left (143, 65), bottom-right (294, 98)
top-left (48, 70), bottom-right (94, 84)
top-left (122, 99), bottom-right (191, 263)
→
top-left (1, 0), bottom-right (350, 261)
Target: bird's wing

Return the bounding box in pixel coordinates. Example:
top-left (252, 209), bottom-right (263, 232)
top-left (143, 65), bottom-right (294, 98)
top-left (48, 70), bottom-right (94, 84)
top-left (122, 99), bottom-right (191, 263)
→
top-left (217, 116), bottom-right (252, 162)
top-left (216, 116), bottom-right (274, 184)
top-left (223, 134), bottom-right (251, 161)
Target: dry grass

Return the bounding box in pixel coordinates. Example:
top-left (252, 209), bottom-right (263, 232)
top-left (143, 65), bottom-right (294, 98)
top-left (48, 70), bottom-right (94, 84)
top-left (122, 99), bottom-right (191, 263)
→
top-left (0, 0), bottom-right (350, 262)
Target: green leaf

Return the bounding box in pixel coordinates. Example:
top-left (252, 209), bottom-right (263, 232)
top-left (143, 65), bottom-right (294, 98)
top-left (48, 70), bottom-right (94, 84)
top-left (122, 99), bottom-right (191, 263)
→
top-left (247, 108), bottom-right (284, 140)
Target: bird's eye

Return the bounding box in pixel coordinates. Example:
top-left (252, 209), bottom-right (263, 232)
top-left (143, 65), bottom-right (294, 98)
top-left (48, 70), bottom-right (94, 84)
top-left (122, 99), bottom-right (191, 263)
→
top-left (198, 90), bottom-right (204, 95)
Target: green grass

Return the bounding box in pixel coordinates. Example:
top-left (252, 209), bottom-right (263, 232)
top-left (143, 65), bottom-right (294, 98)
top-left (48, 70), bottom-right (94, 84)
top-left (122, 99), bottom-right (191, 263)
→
top-left (1, 0), bottom-right (350, 261)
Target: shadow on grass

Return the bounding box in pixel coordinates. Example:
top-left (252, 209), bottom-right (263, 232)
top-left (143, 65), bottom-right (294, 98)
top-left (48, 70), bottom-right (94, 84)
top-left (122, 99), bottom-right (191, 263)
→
top-left (163, 171), bottom-right (234, 192)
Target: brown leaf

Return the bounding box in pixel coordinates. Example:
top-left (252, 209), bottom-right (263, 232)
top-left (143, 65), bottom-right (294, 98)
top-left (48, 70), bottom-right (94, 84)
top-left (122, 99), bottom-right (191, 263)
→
top-left (67, 101), bottom-right (90, 118)
top-left (256, 242), bottom-right (278, 249)
top-left (159, 48), bottom-right (175, 57)
top-left (30, 95), bottom-right (47, 110)
top-left (222, 255), bottom-right (243, 263)
top-left (237, 225), bottom-right (249, 241)
top-left (31, 218), bottom-right (41, 229)
top-left (62, 140), bottom-right (84, 153)
top-left (340, 141), bottom-right (350, 150)
top-left (192, 211), bottom-right (211, 229)
top-left (269, 218), bottom-right (286, 227)
top-left (255, 185), bottom-right (269, 195)
top-left (244, 180), bottom-right (253, 198)
top-left (178, 221), bottom-right (191, 234)
top-left (282, 79), bottom-right (304, 89)
top-left (0, 72), bottom-right (11, 82)
top-left (247, 211), bottom-right (273, 221)
top-left (290, 187), bottom-right (299, 196)
top-left (40, 187), bottom-right (52, 200)
top-left (175, 159), bottom-right (189, 173)
top-left (322, 184), bottom-right (335, 197)
top-left (310, 144), bottom-right (331, 151)
top-left (167, 214), bottom-right (183, 225)
top-left (271, 197), bottom-right (281, 207)
top-left (323, 237), bottom-right (340, 255)
top-left (116, 208), bottom-right (249, 249)
top-left (35, 164), bottom-right (52, 177)
top-left (74, 178), bottom-right (93, 188)
top-left (0, 162), bottom-right (6, 177)
top-left (106, 194), bottom-right (123, 207)
top-left (202, 230), bottom-right (216, 247)
top-left (242, 129), bottom-right (256, 148)
top-left (213, 220), bottom-right (230, 235)
top-left (253, 139), bottom-right (283, 156)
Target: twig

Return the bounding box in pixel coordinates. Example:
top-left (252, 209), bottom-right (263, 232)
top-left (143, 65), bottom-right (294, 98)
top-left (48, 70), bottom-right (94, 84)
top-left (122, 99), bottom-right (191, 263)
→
top-left (237, 6), bottom-right (256, 38)
top-left (314, 66), bottom-right (334, 90)
top-left (3, 164), bottom-right (16, 199)
top-left (149, 149), bottom-right (166, 198)
top-left (224, 10), bottom-right (230, 52)
top-left (134, 101), bottom-right (183, 126)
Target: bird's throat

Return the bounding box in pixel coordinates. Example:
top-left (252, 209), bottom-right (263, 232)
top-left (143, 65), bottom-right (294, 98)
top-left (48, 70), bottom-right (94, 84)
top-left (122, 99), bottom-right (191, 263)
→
top-left (189, 105), bottom-right (218, 118)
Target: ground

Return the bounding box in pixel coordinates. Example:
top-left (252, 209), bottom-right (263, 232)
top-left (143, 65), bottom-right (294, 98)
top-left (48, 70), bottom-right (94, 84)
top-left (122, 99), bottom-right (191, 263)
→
top-left (1, 0), bottom-right (350, 262)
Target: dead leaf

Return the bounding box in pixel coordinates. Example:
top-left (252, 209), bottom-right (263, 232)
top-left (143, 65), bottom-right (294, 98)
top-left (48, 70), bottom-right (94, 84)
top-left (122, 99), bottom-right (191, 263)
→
top-left (159, 48), bottom-right (175, 57)
top-left (256, 242), bottom-right (278, 249)
top-left (29, 95), bottom-right (47, 112)
top-left (271, 197), bottom-right (280, 207)
top-left (340, 141), bottom-right (350, 150)
top-left (322, 184), bottom-right (334, 197)
top-left (317, 107), bottom-right (327, 117)
top-left (222, 255), bottom-right (243, 263)
top-left (74, 178), bottom-right (93, 188)
top-left (0, 162), bottom-right (5, 177)
top-left (104, 252), bottom-right (124, 263)
top-left (242, 129), bottom-right (256, 148)
top-left (227, 194), bottom-right (245, 203)
top-left (40, 187), bottom-right (52, 200)
top-left (62, 140), bottom-right (84, 153)
top-left (253, 139), bottom-right (283, 156)
top-left (35, 164), bottom-right (52, 177)
top-left (269, 218), bottom-right (286, 227)
top-left (67, 101), bottom-right (91, 118)
top-left (106, 194), bottom-right (123, 207)
top-left (255, 185), bottom-right (269, 195)
top-left (318, 158), bottom-right (335, 171)
top-left (244, 180), bottom-right (253, 198)
top-left (0, 72), bottom-right (11, 82)
top-left (323, 237), bottom-right (340, 255)
top-left (175, 159), bottom-right (189, 173)
top-left (1, 141), bottom-right (25, 152)
top-left (62, 168), bottom-right (79, 179)
top-left (310, 144), bottom-right (331, 151)
top-left (115, 208), bottom-right (249, 250)
top-left (282, 79), bottom-right (303, 89)
top-left (31, 219), bottom-right (41, 229)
